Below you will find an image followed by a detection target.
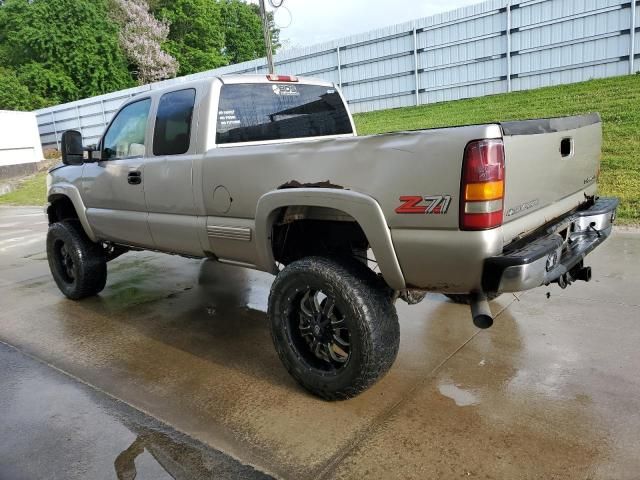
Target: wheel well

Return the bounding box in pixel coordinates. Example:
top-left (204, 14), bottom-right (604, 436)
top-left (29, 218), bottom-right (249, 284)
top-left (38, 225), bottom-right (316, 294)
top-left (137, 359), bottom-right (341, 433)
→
top-left (47, 195), bottom-right (79, 224)
top-left (271, 206), bottom-right (369, 265)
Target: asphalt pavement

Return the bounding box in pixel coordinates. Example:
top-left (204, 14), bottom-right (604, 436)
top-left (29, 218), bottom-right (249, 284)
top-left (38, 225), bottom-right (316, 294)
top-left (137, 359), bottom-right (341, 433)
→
top-left (1, 205), bottom-right (639, 479)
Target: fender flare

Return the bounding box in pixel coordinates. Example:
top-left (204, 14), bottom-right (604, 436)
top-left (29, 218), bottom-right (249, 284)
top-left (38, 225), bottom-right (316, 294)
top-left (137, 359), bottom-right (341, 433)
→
top-left (47, 183), bottom-right (98, 242)
top-left (255, 188), bottom-right (406, 290)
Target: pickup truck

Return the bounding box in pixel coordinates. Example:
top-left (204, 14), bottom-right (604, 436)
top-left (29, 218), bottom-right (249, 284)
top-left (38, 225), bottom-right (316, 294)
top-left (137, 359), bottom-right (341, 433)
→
top-left (47, 74), bottom-right (618, 399)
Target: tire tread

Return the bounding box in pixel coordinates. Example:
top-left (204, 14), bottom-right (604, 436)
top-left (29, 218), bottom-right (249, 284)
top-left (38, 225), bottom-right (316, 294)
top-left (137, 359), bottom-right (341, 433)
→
top-left (47, 220), bottom-right (107, 300)
top-left (269, 256), bottom-right (399, 400)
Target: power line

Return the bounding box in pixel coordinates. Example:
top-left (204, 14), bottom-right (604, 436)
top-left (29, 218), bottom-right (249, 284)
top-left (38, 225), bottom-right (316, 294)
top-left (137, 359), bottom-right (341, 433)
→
top-left (258, 0), bottom-right (275, 73)
top-left (259, 0), bottom-right (287, 73)
top-left (273, 4), bottom-right (292, 29)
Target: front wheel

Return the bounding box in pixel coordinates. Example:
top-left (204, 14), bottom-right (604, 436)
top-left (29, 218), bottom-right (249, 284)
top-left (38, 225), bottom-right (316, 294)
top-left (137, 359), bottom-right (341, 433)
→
top-left (47, 220), bottom-right (107, 300)
top-left (268, 257), bottom-right (399, 400)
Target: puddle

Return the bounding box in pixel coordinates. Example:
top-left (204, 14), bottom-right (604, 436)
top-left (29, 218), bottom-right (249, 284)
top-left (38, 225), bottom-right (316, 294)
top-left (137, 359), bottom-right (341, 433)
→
top-left (114, 426), bottom-right (271, 480)
top-left (438, 382), bottom-right (479, 407)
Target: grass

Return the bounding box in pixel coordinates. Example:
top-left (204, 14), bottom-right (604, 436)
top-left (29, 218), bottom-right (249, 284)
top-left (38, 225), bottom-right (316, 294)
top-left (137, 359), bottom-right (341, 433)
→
top-left (0, 171), bottom-right (47, 206)
top-left (354, 74), bottom-right (640, 224)
top-left (2, 75), bottom-right (638, 222)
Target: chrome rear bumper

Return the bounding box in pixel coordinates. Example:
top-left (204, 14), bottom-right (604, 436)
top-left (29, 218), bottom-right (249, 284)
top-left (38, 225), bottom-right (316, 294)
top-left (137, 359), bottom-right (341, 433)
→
top-left (483, 197), bottom-right (619, 293)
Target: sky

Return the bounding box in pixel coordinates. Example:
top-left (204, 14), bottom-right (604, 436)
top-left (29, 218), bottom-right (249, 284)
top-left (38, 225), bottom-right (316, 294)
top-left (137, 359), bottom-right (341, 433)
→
top-left (261, 0), bottom-right (482, 49)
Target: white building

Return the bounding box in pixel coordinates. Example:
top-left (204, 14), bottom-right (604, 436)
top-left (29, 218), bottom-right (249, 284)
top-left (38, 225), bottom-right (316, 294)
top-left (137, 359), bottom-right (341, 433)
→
top-left (0, 110), bottom-right (45, 180)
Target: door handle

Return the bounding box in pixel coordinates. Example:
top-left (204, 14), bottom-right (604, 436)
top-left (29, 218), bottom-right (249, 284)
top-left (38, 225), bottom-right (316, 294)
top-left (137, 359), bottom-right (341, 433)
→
top-left (127, 171), bottom-right (142, 185)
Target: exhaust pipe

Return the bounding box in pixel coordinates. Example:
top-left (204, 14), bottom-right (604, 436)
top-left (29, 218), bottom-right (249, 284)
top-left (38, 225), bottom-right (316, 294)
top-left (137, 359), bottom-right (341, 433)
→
top-left (470, 292), bottom-right (493, 329)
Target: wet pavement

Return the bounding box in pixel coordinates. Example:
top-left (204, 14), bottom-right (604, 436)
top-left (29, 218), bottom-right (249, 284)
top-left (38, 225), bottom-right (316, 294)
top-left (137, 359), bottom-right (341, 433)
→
top-left (1, 205), bottom-right (639, 479)
top-left (0, 342), bottom-right (271, 480)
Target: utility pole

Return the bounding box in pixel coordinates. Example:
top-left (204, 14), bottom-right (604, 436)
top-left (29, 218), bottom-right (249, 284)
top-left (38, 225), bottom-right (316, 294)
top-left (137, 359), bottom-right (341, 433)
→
top-left (258, 0), bottom-right (275, 74)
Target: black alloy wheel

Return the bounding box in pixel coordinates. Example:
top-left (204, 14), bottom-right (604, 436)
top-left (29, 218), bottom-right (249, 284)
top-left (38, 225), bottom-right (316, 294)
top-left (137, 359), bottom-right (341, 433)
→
top-left (55, 241), bottom-right (76, 283)
top-left (269, 256), bottom-right (399, 400)
top-left (294, 287), bottom-right (351, 370)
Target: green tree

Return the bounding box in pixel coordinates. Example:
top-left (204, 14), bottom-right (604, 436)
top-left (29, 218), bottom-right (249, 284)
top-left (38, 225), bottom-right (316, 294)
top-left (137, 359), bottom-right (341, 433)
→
top-left (152, 0), bottom-right (280, 75)
top-left (16, 62), bottom-right (78, 105)
top-left (153, 0), bottom-right (227, 76)
top-left (0, 0), bottom-right (282, 111)
top-left (0, 0), bottom-right (133, 107)
top-left (221, 0), bottom-right (279, 64)
top-left (0, 67), bottom-right (47, 110)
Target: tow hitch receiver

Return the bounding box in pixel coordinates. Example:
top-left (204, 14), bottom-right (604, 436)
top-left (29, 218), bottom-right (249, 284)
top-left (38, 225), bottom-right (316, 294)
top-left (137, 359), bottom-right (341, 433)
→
top-left (555, 261), bottom-right (592, 289)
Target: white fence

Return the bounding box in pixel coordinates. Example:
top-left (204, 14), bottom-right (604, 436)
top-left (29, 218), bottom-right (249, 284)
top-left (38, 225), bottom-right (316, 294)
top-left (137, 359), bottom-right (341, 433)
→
top-left (35, 0), bottom-right (640, 149)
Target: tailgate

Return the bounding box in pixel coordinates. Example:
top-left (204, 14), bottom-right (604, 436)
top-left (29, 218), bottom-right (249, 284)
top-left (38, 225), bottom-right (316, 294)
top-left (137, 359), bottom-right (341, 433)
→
top-left (500, 114), bottom-right (601, 241)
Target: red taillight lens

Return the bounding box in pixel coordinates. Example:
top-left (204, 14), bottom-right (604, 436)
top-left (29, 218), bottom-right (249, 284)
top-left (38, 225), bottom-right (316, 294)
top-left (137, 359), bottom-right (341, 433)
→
top-left (460, 139), bottom-right (505, 231)
top-left (266, 74), bottom-right (298, 82)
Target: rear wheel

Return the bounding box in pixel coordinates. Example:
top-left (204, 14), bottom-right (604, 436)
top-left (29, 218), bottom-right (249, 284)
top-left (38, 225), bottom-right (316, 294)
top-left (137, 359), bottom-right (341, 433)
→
top-left (47, 220), bottom-right (107, 300)
top-left (268, 256), bottom-right (399, 400)
top-left (445, 293), bottom-right (501, 305)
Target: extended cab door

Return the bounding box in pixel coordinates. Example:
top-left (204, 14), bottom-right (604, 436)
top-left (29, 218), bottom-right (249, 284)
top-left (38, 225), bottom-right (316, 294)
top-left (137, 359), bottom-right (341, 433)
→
top-left (143, 88), bottom-right (204, 256)
top-left (82, 98), bottom-right (155, 247)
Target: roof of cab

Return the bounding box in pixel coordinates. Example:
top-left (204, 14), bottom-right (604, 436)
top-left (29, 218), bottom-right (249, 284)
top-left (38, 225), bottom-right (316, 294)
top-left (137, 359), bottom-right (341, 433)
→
top-left (125, 73), bottom-right (335, 105)
top-left (217, 74), bottom-right (334, 88)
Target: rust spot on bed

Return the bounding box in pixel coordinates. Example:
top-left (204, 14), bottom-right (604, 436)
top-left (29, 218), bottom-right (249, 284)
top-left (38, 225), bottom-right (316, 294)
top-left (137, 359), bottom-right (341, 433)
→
top-left (278, 180), bottom-right (345, 190)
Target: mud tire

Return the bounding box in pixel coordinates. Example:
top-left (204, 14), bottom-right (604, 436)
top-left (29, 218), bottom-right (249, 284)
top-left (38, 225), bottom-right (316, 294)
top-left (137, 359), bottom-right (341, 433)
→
top-left (47, 220), bottom-right (107, 300)
top-left (269, 256), bottom-right (399, 400)
top-left (445, 293), bottom-right (501, 305)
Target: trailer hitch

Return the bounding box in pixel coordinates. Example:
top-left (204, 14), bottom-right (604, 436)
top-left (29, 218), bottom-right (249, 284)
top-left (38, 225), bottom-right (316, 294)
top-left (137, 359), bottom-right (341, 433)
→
top-left (555, 261), bottom-right (592, 289)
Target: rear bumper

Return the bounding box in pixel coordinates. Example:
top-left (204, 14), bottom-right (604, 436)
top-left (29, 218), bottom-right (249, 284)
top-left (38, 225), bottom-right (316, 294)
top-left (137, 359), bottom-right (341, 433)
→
top-left (483, 197), bottom-right (619, 293)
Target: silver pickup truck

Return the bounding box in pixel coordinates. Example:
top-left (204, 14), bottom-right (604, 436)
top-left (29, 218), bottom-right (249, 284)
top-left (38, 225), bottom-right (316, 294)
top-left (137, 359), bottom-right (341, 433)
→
top-left (47, 74), bottom-right (618, 399)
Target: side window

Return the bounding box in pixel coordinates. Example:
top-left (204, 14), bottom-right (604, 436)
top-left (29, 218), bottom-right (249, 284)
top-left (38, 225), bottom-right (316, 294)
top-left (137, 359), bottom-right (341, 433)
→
top-left (103, 99), bottom-right (151, 160)
top-left (153, 89), bottom-right (196, 156)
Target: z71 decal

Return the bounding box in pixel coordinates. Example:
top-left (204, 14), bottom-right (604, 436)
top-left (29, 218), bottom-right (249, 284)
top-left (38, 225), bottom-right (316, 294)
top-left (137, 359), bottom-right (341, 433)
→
top-left (396, 195), bottom-right (452, 214)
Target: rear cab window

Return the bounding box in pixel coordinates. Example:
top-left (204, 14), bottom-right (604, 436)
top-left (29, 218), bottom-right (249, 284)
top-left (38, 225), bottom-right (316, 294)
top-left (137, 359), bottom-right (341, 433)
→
top-left (153, 89), bottom-right (196, 156)
top-left (216, 83), bottom-right (353, 145)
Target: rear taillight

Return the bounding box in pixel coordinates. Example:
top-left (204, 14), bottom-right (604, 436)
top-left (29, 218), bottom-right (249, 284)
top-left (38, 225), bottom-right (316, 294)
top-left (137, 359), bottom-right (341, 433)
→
top-left (266, 74), bottom-right (298, 82)
top-left (460, 139), bottom-right (505, 231)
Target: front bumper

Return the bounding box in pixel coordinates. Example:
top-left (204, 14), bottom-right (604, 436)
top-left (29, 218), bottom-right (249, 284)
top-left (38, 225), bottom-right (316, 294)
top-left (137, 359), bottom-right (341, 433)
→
top-left (483, 197), bottom-right (619, 293)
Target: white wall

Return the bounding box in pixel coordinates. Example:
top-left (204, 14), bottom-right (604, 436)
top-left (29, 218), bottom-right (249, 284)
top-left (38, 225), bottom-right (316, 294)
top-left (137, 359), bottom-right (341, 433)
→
top-left (0, 111), bottom-right (45, 167)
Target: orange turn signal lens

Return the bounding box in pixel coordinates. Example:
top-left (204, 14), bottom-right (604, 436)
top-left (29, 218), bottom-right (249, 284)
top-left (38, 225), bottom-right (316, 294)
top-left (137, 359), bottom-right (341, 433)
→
top-left (465, 180), bottom-right (504, 201)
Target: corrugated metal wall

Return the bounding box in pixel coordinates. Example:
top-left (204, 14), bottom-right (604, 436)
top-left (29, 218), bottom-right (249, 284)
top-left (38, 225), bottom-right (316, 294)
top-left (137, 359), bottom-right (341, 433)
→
top-left (35, 0), bottom-right (640, 149)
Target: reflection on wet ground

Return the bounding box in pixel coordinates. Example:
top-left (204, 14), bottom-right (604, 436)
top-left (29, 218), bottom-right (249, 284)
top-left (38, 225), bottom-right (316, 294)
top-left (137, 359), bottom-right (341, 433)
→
top-left (0, 342), bottom-right (271, 480)
top-left (1, 207), bottom-right (640, 479)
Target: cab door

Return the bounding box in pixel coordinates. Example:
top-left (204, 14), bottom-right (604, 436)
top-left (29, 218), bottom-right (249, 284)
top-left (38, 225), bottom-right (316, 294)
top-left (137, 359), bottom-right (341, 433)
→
top-left (82, 98), bottom-right (155, 247)
top-left (144, 88), bottom-right (204, 256)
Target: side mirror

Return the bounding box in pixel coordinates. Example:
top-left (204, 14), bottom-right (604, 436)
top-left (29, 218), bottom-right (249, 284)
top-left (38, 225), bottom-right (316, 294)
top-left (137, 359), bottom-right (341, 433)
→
top-left (61, 130), bottom-right (84, 166)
